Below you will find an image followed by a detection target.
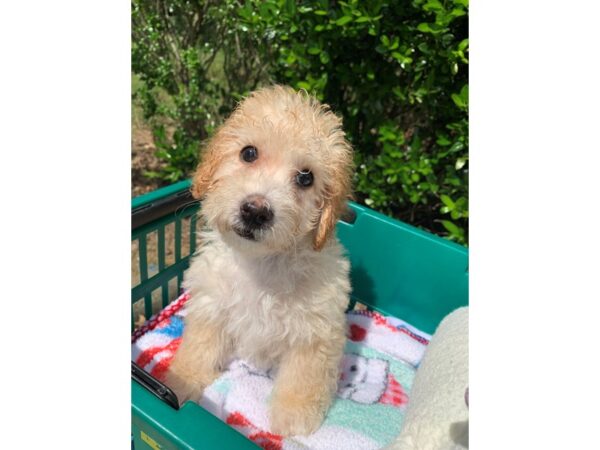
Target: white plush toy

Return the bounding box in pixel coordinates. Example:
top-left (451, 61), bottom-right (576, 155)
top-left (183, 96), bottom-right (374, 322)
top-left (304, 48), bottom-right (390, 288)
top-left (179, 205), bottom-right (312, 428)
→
top-left (387, 307), bottom-right (469, 450)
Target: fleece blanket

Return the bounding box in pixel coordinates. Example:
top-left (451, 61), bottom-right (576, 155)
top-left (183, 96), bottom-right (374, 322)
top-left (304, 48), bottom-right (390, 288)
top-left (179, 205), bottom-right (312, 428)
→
top-left (132, 292), bottom-right (431, 450)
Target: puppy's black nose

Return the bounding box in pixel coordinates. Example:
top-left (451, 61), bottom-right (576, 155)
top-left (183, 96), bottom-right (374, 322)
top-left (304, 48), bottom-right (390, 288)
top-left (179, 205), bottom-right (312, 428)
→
top-left (240, 195), bottom-right (274, 229)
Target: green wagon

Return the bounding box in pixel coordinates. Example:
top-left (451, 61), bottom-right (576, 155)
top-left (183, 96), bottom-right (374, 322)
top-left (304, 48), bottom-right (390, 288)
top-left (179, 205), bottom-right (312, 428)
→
top-left (131, 180), bottom-right (468, 449)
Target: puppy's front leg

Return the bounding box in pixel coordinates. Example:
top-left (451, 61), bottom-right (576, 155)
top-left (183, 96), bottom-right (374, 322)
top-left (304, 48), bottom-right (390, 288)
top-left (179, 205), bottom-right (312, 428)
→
top-left (269, 335), bottom-right (345, 436)
top-left (164, 315), bottom-right (229, 405)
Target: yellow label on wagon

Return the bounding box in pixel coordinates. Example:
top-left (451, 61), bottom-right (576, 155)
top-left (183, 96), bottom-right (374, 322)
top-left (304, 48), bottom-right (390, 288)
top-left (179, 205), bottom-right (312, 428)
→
top-left (140, 430), bottom-right (162, 450)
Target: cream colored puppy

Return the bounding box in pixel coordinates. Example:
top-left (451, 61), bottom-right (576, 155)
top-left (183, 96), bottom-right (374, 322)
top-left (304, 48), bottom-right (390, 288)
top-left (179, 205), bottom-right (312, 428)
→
top-left (165, 85), bottom-right (353, 437)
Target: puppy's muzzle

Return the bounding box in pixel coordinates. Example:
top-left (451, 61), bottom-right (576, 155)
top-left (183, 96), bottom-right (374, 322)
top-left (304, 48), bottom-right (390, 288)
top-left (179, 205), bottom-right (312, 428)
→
top-left (240, 194), bottom-right (274, 231)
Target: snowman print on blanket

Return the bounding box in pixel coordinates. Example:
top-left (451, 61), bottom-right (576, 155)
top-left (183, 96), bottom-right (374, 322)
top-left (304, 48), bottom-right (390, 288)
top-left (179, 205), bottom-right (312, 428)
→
top-left (338, 354), bottom-right (390, 404)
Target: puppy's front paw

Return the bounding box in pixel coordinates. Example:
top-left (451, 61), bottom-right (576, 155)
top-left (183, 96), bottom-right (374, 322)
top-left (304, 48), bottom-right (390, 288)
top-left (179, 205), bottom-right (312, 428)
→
top-left (163, 370), bottom-right (206, 405)
top-left (269, 395), bottom-right (326, 437)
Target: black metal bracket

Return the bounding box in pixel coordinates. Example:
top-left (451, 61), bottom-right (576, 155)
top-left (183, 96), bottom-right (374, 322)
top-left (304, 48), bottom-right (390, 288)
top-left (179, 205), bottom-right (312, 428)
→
top-left (131, 361), bottom-right (180, 410)
top-left (132, 189), bottom-right (197, 230)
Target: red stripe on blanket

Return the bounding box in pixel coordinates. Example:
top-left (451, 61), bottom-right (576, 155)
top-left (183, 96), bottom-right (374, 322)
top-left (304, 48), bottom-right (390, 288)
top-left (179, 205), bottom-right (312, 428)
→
top-left (227, 412), bottom-right (283, 450)
top-left (248, 431), bottom-right (283, 450)
top-left (226, 411), bottom-right (252, 427)
top-left (380, 372), bottom-right (408, 407)
top-left (136, 337), bottom-right (182, 369)
top-left (150, 355), bottom-right (175, 381)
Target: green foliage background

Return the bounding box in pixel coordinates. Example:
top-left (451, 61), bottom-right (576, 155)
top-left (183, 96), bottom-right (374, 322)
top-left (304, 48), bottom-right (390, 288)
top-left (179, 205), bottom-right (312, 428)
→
top-left (132, 0), bottom-right (468, 244)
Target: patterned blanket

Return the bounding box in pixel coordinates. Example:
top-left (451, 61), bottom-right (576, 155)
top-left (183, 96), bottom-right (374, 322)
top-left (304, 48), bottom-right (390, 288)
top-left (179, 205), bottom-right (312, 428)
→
top-left (132, 292), bottom-right (431, 449)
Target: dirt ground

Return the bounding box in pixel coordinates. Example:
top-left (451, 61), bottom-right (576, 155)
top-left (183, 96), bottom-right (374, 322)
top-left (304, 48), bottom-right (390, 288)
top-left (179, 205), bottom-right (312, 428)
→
top-left (131, 125), bottom-right (166, 197)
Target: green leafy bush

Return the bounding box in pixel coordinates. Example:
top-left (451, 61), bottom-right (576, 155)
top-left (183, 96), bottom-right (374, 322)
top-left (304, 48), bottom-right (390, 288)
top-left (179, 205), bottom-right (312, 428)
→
top-left (132, 0), bottom-right (468, 244)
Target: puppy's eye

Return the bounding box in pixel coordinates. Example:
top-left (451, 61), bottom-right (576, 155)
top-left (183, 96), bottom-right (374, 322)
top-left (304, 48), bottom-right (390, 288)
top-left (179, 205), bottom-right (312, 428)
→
top-left (240, 146), bottom-right (258, 163)
top-left (296, 169), bottom-right (314, 188)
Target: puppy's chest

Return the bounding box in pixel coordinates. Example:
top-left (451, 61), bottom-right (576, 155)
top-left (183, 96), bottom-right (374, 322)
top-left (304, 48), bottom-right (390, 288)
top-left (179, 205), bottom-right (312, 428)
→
top-left (214, 268), bottom-right (326, 365)
top-left (223, 275), bottom-right (313, 346)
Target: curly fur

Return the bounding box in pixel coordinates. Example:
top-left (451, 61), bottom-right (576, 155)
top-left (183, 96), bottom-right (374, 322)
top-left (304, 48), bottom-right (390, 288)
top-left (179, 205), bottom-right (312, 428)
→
top-left (165, 85), bottom-right (354, 436)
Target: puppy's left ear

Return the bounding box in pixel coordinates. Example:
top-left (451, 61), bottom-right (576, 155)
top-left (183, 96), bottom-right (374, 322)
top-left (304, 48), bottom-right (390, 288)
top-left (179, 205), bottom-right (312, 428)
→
top-left (313, 175), bottom-right (353, 251)
top-left (313, 195), bottom-right (338, 251)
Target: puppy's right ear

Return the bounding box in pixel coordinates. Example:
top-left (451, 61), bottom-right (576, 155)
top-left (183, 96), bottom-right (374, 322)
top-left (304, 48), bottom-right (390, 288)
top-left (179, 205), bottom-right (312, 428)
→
top-left (191, 132), bottom-right (223, 199)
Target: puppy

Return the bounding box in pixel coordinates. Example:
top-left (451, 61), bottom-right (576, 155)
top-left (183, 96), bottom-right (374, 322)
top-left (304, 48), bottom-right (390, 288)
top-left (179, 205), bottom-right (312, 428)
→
top-left (165, 85), bottom-right (353, 436)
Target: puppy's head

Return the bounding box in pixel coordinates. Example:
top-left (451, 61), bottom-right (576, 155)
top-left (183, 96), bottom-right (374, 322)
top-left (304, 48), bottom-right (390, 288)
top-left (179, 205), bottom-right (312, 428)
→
top-left (192, 85), bottom-right (353, 254)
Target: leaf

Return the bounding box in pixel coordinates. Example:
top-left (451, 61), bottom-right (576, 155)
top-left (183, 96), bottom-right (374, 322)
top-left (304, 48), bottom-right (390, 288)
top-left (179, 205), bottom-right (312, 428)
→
top-left (319, 51), bottom-right (330, 64)
top-left (418, 42), bottom-right (431, 54)
top-left (424, 0), bottom-right (444, 12)
top-left (314, 10), bottom-right (328, 16)
top-left (460, 84), bottom-right (469, 102)
top-left (449, 8), bottom-right (467, 19)
top-left (417, 23), bottom-right (433, 33)
top-left (455, 157), bottom-right (467, 170)
top-left (155, 149), bottom-right (171, 160)
top-left (355, 16), bottom-right (370, 23)
top-left (285, 52), bottom-right (297, 64)
top-left (307, 46), bottom-right (321, 55)
top-left (441, 194), bottom-right (455, 209)
top-left (449, 141), bottom-right (465, 153)
top-left (451, 93), bottom-right (466, 109)
top-left (441, 220), bottom-right (463, 237)
top-left (417, 22), bottom-right (445, 34)
top-left (392, 52), bottom-right (413, 65)
top-left (335, 15), bottom-right (353, 26)
top-left (143, 170), bottom-right (162, 179)
top-left (436, 135), bottom-right (451, 146)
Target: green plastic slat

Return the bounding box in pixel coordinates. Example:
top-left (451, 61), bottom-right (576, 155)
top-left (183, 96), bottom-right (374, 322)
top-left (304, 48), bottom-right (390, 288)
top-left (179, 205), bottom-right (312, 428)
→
top-left (161, 282), bottom-right (170, 308)
top-left (131, 258), bottom-right (191, 302)
top-left (177, 273), bottom-right (183, 294)
top-left (144, 293), bottom-right (152, 320)
top-left (138, 234), bottom-right (152, 320)
top-left (138, 235), bottom-right (148, 282)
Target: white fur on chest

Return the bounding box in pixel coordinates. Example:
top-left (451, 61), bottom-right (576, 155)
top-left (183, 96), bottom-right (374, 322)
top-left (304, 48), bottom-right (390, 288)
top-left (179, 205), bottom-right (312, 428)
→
top-left (182, 231), bottom-right (351, 369)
